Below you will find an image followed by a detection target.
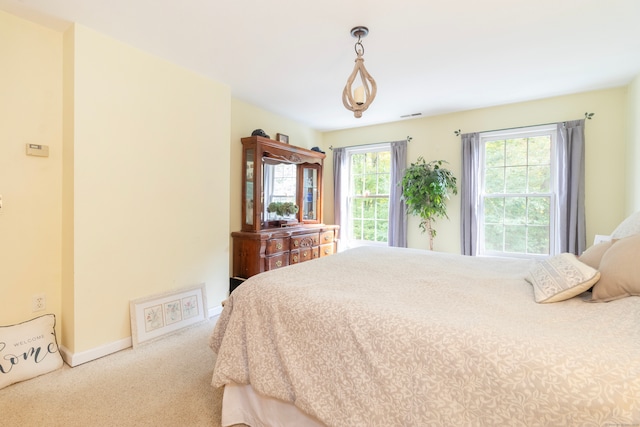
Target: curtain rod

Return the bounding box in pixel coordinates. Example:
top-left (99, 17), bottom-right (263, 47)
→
top-left (328, 136), bottom-right (411, 151)
top-left (453, 112), bottom-right (595, 136)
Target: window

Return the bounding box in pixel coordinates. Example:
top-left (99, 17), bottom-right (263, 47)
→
top-left (478, 125), bottom-right (556, 257)
top-left (346, 145), bottom-right (391, 245)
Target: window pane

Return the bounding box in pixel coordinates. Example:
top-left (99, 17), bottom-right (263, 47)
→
top-left (378, 152), bottom-right (391, 173)
top-left (504, 225), bottom-right (526, 252)
top-left (363, 198), bottom-right (375, 217)
top-left (351, 175), bottom-right (363, 196)
top-left (351, 198), bottom-right (363, 218)
top-left (527, 197), bottom-right (550, 225)
top-left (351, 154), bottom-right (364, 174)
top-left (505, 166), bottom-right (527, 193)
top-left (362, 220), bottom-right (376, 241)
top-left (505, 138), bottom-right (527, 166)
top-left (376, 220), bottom-right (389, 242)
top-left (485, 140), bottom-right (505, 167)
top-left (527, 225), bottom-right (549, 254)
top-left (528, 136), bottom-right (550, 165)
top-left (352, 219), bottom-right (363, 240)
top-left (485, 224), bottom-right (504, 251)
top-left (484, 197), bottom-right (504, 224)
top-left (504, 197), bottom-right (526, 224)
top-left (364, 175), bottom-right (377, 195)
top-left (485, 168), bottom-right (505, 194)
top-left (377, 199), bottom-right (389, 220)
top-left (378, 174), bottom-right (390, 195)
top-left (527, 165), bottom-right (550, 193)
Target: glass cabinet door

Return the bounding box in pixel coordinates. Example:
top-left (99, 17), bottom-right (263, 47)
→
top-left (301, 165), bottom-right (320, 222)
top-left (244, 148), bottom-right (255, 227)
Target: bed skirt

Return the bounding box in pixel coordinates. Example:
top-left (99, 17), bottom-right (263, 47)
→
top-left (221, 383), bottom-right (325, 427)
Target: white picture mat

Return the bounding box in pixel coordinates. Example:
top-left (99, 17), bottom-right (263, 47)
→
top-left (130, 283), bottom-right (207, 347)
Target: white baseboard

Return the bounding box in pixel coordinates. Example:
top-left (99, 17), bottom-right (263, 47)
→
top-left (208, 304), bottom-right (223, 319)
top-left (60, 304), bottom-right (223, 367)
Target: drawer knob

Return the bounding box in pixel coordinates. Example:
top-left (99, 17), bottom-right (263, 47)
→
top-left (276, 260), bottom-right (282, 267)
top-left (293, 255), bottom-right (298, 262)
top-left (324, 248), bottom-right (330, 254)
top-left (303, 252), bottom-right (308, 257)
top-left (324, 235), bottom-right (330, 241)
top-left (276, 242), bottom-right (283, 250)
top-left (294, 240), bottom-right (299, 247)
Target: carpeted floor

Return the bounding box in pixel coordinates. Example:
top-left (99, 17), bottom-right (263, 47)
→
top-left (0, 319), bottom-right (225, 426)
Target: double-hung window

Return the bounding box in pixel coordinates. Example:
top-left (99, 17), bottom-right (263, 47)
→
top-left (478, 124), bottom-right (557, 257)
top-left (345, 144), bottom-right (391, 246)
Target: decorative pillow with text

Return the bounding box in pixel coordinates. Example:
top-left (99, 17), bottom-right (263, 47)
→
top-left (0, 314), bottom-right (64, 389)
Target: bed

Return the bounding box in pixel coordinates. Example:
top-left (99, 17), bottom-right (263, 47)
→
top-left (210, 236), bottom-right (640, 426)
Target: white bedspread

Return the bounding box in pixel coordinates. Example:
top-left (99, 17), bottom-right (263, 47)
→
top-left (210, 246), bottom-right (640, 426)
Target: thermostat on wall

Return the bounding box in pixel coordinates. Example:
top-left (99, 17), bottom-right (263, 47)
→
top-left (26, 143), bottom-right (49, 157)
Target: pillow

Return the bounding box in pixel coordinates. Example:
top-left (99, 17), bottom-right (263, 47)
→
top-left (0, 314), bottom-right (64, 389)
top-left (610, 210), bottom-right (640, 239)
top-left (591, 233), bottom-right (640, 302)
top-left (526, 253), bottom-right (601, 303)
top-left (578, 239), bottom-right (616, 269)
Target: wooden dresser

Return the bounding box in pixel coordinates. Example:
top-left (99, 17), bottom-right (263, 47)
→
top-left (231, 136), bottom-right (339, 285)
top-left (232, 225), bottom-right (338, 279)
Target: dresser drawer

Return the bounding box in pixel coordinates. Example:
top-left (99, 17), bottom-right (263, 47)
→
top-left (266, 253), bottom-right (289, 270)
top-left (319, 230), bottom-right (334, 244)
top-left (319, 242), bottom-right (335, 257)
top-left (290, 233), bottom-right (319, 249)
top-left (266, 238), bottom-right (288, 255)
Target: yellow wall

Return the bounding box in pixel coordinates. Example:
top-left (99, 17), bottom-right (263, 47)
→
top-left (627, 74), bottom-right (640, 213)
top-left (65, 24), bottom-right (231, 353)
top-left (0, 11), bottom-right (63, 328)
top-left (1, 10), bottom-right (233, 359)
top-left (322, 88), bottom-right (628, 253)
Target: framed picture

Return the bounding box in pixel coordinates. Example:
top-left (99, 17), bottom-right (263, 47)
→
top-left (276, 133), bottom-right (289, 144)
top-left (130, 283), bottom-right (208, 347)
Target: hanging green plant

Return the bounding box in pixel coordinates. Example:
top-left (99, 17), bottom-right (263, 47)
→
top-left (401, 157), bottom-right (458, 250)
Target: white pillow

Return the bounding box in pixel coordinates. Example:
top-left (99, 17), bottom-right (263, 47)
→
top-left (0, 314), bottom-right (64, 389)
top-left (526, 253), bottom-right (600, 303)
top-left (610, 210), bottom-right (640, 239)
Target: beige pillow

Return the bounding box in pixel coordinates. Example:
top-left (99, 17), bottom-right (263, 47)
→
top-left (578, 240), bottom-right (616, 269)
top-left (526, 253), bottom-right (601, 303)
top-left (591, 233), bottom-right (640, 302)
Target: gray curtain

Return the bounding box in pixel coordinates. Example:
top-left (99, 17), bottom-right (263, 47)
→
top-left (460, 132), bottom-right (480, 255)
top-left (556, 119), bottom-right (586, 255)
top-left (389, 140), bottom-right (408, 247)
top-left (333, 148), bottom-right (347, 250)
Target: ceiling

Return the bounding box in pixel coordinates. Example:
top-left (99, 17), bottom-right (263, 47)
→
top-left (2, 0), bottom-right (640, 131)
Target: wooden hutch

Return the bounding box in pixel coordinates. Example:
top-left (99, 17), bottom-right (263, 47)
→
top-left (231, 136), bottom-right (339, 285)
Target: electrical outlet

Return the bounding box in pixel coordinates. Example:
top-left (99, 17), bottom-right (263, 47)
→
top-left (32, 294), bottom-right (46, 312)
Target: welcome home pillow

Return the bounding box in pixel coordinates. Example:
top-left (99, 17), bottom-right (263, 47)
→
top-left (0, 314), bottom-right (63, 389)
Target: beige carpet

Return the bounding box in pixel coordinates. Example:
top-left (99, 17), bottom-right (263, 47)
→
top-left (0, 319), bottom-right (226, 426)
